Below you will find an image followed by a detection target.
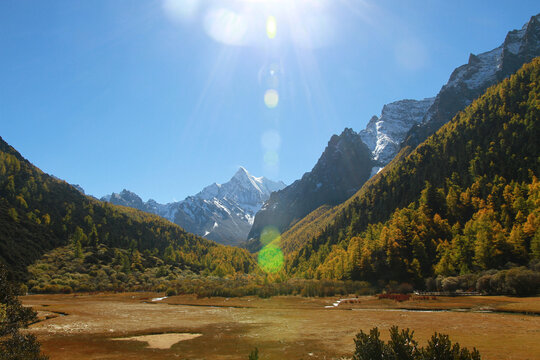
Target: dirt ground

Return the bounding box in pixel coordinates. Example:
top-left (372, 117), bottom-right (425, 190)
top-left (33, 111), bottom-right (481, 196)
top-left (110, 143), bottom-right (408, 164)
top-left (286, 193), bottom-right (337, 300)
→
top-left (21, 293), bottom-right (540, 360)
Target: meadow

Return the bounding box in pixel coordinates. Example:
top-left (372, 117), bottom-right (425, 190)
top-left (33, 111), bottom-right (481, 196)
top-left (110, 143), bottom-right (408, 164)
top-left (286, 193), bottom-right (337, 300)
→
top-left (22, 293), bottom-right (540, 360)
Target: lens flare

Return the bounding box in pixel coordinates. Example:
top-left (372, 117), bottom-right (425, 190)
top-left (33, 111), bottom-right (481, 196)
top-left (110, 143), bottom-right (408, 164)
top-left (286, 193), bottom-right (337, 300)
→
top-left (258, 244), bottom-right (284, 273)
top-left (264, 151), bottom-right (279, 166)
top-left (266, 15), bottom-right (277, 39)
top-left (162, 0), bottom-right (200, 22)
top-left (257, 226), bottom-right (284, 273)
top-left (260, 226), bottom-right (280, 246)
top-left (261, 130), bottom-right (281, 151)
top-left (264, 89), bottom-right (279, 108)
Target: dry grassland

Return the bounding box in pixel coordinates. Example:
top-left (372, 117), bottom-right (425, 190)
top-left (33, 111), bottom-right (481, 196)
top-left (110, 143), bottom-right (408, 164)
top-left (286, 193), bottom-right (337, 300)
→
top-left (22, 293), bottom-right (540, 360)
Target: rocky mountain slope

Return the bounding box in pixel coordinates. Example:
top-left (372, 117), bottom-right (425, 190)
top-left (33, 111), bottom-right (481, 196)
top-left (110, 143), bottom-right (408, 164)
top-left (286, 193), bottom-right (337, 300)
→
top-left (102, 168), bottom-right (285, 246)
top-left (246, 128), bottom-right (374, 251)
top-left (246, 14), bottom-right (540, 252)
top-left (403, 13), bottom-right (540, 149)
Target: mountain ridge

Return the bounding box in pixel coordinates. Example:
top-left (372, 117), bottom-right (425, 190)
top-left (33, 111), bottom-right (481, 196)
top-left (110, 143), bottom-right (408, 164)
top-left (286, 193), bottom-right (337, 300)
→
top-left (247, 13), bottom-right (540, 252)
top-left (402, 13), bottom-right (540, 150)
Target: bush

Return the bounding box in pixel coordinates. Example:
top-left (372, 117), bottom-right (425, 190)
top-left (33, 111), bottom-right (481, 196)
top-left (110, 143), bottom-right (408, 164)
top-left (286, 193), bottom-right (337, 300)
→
top-left (248, 348), bottom-right (259, 360)
top-left (353, 327), bottom-right (481, 360)
top-left (397, 283), bottom-right (414, 294)
top-left (441, 277), bottom-right (459, 292)
top-left (425, 277), bottom-right (437, 291)
top-left (165, 287), bottom-right (177, 297)
top-left (504, 268), bottom-right (540, 296)
top-left (423, 333), bottom-right (481, 360)
top-left (476, 275), bottom-right (492, 293)
top-left (353, 328), bottom-right (386, 360)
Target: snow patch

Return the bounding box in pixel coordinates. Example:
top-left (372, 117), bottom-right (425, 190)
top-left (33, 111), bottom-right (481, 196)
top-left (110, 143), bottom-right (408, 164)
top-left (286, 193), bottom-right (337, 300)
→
top-left (369, 167), bottom-right (383, 178)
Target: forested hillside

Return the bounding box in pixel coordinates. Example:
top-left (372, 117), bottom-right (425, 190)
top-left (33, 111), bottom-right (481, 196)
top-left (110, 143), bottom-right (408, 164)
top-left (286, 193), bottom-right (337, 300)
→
top-left (0, 138), bottom-right (257, 281)
top-left (286, 58), bottom-right (540, 285)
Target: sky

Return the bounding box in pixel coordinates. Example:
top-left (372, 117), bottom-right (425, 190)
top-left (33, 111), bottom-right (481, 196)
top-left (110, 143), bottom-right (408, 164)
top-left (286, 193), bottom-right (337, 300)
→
top-left (1, 1), bottom-right (538, 203)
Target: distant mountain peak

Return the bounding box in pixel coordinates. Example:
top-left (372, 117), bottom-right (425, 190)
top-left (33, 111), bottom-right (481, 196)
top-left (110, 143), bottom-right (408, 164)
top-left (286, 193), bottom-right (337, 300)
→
top-left (102, 167), bottom-right (286, 246)
top-left (234, 166), bottom-right (250, 177)
top-left (359, 97), bottom-right (435, 165)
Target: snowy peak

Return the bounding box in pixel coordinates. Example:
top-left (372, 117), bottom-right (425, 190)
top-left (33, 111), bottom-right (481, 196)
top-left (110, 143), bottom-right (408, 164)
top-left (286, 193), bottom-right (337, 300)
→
top-left (359, 98), bottom-right (434, 164)
top-left (232, 166), bottom-right (251, 181)
top-left (197, 182), bottom-right (221, 200)
top-left (195, 167), bottom-right (287, 208)
top-left (503, 14), bottom-right (539, 56)
top-left (361, 14), bottom-right (540, 168)
top-left (101, 168), bottom-right (286, 246)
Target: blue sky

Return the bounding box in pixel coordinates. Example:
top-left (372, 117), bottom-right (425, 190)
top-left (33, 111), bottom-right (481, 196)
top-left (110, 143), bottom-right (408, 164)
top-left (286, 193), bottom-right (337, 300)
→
top-left (1, 1), bottom-right (538, 203)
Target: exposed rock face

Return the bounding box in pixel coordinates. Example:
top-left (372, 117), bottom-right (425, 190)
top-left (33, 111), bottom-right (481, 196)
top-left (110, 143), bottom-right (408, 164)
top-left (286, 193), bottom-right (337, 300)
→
top-left (101, 168), bottom-right (285, 246)
top-left (403, 14), bottom-right (540, 149)
top-left (246, 128), bottom-right (374, 251)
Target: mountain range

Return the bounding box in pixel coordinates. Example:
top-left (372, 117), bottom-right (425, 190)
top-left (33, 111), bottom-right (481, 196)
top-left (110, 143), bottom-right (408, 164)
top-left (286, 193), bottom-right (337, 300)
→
top-left (246, 13), bottom-right (540, 251)
top-left (286, 56), bottom-right (540, 282)
top-left (1, 13), bottom-right (539, 292)
top-left (101, 167), bottom-right (285, 246)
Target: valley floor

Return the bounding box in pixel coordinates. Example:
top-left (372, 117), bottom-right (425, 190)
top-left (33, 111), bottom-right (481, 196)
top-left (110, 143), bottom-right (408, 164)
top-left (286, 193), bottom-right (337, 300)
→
top-left (22, 293), bottom-right (540, 360)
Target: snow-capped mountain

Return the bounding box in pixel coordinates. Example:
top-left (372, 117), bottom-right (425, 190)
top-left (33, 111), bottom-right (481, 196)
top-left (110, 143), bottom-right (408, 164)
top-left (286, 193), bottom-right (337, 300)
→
top-left (101, 168), bottom-right (285, 246)
top-left (360, 98), bottom-right (434, 167)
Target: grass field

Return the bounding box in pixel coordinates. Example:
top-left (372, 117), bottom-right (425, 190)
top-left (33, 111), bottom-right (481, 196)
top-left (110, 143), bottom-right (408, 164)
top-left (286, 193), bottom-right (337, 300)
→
top-left (22, 293), bottom-right (540, 360)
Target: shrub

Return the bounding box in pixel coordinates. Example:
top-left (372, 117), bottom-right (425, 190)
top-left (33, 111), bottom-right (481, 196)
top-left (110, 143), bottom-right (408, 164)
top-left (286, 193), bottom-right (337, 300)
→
top-left (353, 327), bottom-right (386, 360)
top-left (441, 277), bottom-right (459, 292)
top-left (476, 275), bottom-right (492, 293)
top-left (165, 287), bottom-right (177, 297)
top-left (504, 268), bottom-right (540, 296)
top-left (353, 327), bottom-right (481, 360)
top-left (248, 348), bottom-right (259, 360)
top-left (397, 283), bottom-right (414, 294)
top-left (423, 333), bottom-right (481, 360)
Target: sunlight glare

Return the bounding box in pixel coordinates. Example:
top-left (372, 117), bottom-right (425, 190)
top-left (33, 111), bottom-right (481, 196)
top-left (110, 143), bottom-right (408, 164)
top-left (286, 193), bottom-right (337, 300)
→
top-left (162, 0), bottom-right (200, 22)
top-left (204, 8), bottom-right (248, 45)
top-left (266, 15), bottom-right (277, 39)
